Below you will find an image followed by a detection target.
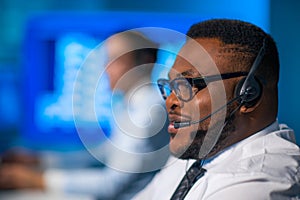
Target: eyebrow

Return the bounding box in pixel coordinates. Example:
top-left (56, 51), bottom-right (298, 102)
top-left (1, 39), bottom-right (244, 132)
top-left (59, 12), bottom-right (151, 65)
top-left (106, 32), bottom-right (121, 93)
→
top-left (180, 70), bottom-right (193, 76)
top-left (168, 68), bottom-right (201, 79)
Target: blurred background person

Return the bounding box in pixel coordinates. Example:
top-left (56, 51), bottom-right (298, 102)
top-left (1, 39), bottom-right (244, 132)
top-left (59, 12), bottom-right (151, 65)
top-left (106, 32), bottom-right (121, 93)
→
top-left (0, 30), bottom-right (169, 200)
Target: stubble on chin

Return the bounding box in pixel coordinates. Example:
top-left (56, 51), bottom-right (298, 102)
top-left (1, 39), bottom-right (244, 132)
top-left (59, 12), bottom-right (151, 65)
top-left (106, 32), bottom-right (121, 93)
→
top-left (172, 115), bottom-right (236, 160)
top-left (169, 130), bottom-right (197, 159)
top-left (175, 129), bottom-right (206, 160)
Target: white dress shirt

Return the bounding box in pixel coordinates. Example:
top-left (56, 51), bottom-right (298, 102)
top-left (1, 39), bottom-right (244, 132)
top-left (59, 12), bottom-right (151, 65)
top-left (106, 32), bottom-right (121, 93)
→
top-left (133, 121), bottom-right (300, 200)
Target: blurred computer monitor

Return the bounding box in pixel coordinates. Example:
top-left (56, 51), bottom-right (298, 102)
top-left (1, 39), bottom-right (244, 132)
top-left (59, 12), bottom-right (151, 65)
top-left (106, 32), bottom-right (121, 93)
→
top-left (20, 11), bottom-right (206, 151)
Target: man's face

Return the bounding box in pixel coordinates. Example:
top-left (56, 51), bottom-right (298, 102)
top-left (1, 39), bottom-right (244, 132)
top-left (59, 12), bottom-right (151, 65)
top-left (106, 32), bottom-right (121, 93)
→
top-left (166, 38), bottom-right (237, 159)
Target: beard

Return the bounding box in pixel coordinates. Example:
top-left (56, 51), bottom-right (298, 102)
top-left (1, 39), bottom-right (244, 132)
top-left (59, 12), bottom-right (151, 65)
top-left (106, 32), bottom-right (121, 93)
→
top-left (176, 105), bottom-right (237, 160)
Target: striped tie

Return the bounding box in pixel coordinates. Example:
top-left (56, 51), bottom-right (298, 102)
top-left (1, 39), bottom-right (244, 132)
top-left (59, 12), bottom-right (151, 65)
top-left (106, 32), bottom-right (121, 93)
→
top-left (170, 161), bottom-right (206, 200)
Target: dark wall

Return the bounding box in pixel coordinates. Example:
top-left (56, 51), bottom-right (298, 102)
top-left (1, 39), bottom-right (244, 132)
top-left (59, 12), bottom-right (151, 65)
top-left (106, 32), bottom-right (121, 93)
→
top-left (270, 0), bottom-right (300, 142)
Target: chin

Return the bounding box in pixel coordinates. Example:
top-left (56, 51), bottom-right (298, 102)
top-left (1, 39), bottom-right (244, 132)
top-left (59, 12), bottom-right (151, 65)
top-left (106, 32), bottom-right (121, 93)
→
top-left (169, 141), bottom-right (190, 159)
top-left (169, 130), bottom-right (206, 160)
top-left (169, 145), bottom-right (201, 160)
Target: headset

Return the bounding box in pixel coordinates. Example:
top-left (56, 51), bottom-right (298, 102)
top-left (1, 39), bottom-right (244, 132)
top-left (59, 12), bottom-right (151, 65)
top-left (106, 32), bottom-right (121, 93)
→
top-left (174, 38), bottom-right (266, 129)
top-left (234, 38), bottom-right (266, 108)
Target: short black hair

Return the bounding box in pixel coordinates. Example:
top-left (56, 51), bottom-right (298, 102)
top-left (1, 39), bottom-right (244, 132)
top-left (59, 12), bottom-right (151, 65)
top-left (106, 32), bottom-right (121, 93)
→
top-left (187, 19), bottom-right (279, 85)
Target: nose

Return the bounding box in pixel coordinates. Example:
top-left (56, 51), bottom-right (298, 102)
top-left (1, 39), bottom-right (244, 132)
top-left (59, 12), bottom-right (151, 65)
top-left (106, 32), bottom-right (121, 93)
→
top-left (166, 92), bottom-right (181, 112)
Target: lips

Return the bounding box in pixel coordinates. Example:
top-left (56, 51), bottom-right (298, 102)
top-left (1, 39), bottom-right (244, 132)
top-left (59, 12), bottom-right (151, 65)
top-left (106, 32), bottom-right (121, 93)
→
top-left (168, 114), bottom-right (190, 135)
top-left (168, 121), bottom-right (178, 135)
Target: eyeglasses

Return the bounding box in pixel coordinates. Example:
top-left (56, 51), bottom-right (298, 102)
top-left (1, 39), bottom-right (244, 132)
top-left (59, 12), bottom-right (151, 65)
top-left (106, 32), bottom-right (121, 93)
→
top-left (157, 72), bottom-right (248, 102)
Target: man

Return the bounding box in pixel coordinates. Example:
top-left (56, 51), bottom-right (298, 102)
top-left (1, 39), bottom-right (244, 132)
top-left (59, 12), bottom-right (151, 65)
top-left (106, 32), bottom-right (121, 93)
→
top-left (133, 19), bottom-right (300, 199)
top-left (0, 31), bottom-right (169, 199)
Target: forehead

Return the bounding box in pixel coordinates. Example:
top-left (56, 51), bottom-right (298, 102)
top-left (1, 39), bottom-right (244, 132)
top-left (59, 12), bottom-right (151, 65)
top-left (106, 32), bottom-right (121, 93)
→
top-left (169, 38), bottom-right (224, 78)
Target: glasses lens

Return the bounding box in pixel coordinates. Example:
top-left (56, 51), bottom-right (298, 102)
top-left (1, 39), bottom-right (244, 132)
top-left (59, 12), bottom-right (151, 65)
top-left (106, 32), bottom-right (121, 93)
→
top-left (172, 78), bottom-right (192, 101)
top-left (158, 79), bottom-right (171, 100)
top-left (158, 78), bottom-right (193, 101)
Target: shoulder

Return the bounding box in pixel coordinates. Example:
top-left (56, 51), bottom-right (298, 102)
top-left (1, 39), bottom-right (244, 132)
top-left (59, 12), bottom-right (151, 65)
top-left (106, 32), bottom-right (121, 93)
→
top-left (198, 125), bottom-right (300, 199)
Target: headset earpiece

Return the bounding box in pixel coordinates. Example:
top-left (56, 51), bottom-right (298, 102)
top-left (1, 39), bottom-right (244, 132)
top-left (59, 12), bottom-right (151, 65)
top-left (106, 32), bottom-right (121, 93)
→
top-left (235, 76), bottom-right (262, 108)
top-left (234, 38), bottom-right (266, 108)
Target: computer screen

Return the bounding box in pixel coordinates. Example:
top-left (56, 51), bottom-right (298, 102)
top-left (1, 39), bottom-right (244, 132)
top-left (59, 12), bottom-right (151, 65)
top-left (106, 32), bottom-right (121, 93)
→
top-left (20, 11), bottom-right (205, 151)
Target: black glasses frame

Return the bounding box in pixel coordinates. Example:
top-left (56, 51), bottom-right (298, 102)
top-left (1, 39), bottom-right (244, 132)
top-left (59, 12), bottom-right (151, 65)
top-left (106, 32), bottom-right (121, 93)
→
top-left (158, 71), bottom-right (248, 102)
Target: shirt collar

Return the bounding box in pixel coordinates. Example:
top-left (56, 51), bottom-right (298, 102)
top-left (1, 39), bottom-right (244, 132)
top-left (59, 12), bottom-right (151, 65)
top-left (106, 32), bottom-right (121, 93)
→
top-left (202, 120), bottom-right (279, 167)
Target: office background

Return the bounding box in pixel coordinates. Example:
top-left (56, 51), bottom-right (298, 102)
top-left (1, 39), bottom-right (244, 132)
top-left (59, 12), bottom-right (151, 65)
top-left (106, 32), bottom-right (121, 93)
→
top-left (0, 0), bottom-right (299, 152)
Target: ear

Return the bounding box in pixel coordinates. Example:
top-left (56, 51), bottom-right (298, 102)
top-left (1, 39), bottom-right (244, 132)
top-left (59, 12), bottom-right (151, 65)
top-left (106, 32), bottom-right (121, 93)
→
top-left (240, 97), bottom-right (262, 113)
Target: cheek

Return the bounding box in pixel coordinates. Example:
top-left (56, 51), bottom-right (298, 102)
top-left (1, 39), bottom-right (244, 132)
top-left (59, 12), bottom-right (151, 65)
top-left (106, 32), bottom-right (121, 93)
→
top-left (192, 90), bottom-right (212, 119)
top-left (225, 81), bottom-right (236, 101)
